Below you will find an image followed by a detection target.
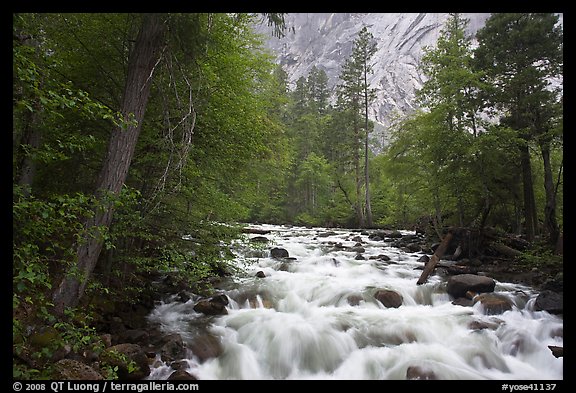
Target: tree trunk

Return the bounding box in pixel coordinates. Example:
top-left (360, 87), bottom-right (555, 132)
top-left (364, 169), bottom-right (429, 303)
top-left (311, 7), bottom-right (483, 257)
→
top-left (17, 111), bottom-right (41, 197)
top-left (417, 231), bottom-right (453, 285)
top-left (363, 72), bottom-right (373, 228)
top-left (52, 14), bottom-right (166, 314)
top-left (541, 142), bottom-right (559, 246)
top-left (519, 143), bottom-right (537, 242)
top-left (353, 115), bottom-right (365, 228)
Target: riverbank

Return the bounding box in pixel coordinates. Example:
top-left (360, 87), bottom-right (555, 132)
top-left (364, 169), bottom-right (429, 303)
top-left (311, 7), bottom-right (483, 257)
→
top-left (15, 224), bottom-right (563, 380)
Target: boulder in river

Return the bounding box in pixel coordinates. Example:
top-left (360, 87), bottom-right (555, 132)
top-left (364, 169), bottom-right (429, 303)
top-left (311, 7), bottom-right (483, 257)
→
top-left (406, 365), bottom-right (438, 380)
top-left (270, 247), bottom-right (289, 259)
top-left (374, 289), bottom-right (403, 308)
top-left (168, 370), bottom-right (198, 380)
top-left (473, 293), bottom-right (513, 315)
top-left (446, 274), bottom-right (496, 298)
top-left (189, 333), bottom-right (223, 362)
top-left (193, 294), bottom-right (229, 315)
top-left (534, 290), bottom-right (563, 314)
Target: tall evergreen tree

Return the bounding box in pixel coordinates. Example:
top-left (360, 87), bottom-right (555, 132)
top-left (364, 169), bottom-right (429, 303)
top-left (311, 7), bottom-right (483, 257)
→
top-left (336, 26), bottom-right (377, 227)
top-left (416, 13), bottom-right (487, 228)
top-left (474, 13), bottom-right (563, 243)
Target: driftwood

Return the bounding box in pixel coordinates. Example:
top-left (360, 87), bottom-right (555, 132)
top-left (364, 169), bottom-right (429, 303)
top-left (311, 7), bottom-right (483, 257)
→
top-left (417, 231), bottom-right (454, 285)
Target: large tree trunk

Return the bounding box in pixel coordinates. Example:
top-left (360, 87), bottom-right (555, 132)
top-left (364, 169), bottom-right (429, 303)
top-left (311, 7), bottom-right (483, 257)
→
top-left (519, 143), bottom-right (537, 242)
top-left (353, 115), bottom-right (365, 228)
top-left (52, 14), bottom-right (166, 314)
top-left (363, 74), bottom-right (373, 228)
top-left (17, 110), bottom-right (41, 197)
top-left (541, 142), bottom-right (559, 246)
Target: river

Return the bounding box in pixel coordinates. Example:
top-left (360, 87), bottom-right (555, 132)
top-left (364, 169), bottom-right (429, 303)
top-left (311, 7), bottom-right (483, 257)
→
top-left (145, 224), bottom-right (563, 380)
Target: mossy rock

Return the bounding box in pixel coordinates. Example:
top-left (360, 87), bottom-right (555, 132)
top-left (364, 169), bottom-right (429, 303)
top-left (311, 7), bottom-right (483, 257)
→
top-left (29, 327), bottom-right (61, 348)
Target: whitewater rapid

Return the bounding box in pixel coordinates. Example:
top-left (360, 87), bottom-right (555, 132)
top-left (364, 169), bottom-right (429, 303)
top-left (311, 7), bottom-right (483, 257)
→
top-left (146, 224), bottom-right (563, 380)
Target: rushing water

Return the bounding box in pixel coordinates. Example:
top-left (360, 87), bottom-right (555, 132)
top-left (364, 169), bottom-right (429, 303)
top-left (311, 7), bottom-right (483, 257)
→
top-left (146, 224), bottom-right (563, 380)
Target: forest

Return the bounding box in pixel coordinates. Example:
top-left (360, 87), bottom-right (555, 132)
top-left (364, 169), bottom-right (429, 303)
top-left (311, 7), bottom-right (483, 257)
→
top-left (13, 13), bottom-right (562, 379)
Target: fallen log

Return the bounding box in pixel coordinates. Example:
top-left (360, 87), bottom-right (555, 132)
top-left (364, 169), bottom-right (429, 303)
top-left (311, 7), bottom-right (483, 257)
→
top-left (417, 231), bottom-right (453, 285)
top-left (241, 227), bottom-right (271, 235)
top-left (490, 242), bottom-right (522, 258)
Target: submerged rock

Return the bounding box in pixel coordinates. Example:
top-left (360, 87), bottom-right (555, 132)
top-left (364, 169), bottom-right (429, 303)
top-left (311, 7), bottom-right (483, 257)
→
top-left (406, 365), bottom-right (438, 380)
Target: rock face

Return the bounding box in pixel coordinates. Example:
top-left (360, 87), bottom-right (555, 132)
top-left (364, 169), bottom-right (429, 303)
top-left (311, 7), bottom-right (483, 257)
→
top-left (256, 13), bottom-right (491, 149)
top-left (446, 274), bottom-right (496, 299)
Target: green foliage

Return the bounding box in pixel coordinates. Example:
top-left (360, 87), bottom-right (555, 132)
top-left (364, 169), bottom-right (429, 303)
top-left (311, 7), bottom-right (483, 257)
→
top-left (517, 242), bottom-right (563, 271)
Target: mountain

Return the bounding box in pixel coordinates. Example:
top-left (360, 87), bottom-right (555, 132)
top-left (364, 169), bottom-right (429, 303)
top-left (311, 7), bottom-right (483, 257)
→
top-left (255, 13), bottom-right (491, 148)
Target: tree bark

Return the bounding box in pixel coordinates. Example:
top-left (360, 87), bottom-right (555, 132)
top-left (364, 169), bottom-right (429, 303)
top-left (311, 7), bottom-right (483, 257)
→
top-left (519, 143), bottom-right (537, 242)
top-left (541, 142), bottom-right (559, 246)
top-left (52, 14), bottom-right (166, 314)
top-left (363, 69), bottom-right (373, 228)
top-left (17, 110), bottom-right (41, 197)
top-left (353, 113), bottom-right (365, 228)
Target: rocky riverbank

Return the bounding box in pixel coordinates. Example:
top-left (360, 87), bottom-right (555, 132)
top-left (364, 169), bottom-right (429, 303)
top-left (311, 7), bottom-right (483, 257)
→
top-left (26, 226), bottom-right (562, 380)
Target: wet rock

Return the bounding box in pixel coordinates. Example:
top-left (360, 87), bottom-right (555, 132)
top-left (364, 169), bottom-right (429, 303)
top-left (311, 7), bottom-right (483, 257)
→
top-left (317, 231), bottom-right (337, 237)
top-left (452, 297), bottom-right (474, 307)
top-left (406, 242), bottom-right (422, 252)
top-left (349, 246), bottom-right (366, 253)
top-left (388, 230), bottom-right (403, 238)
top-left (374, 289), bottom-right (403, 308)
top-left (417, 255), bottom-right (430, 264)
top-left (193, 294), bottom-right (229, 315)
top-left (270, 247), bottom-right (289, 259)
top-left (170, 360), bottom-right (189, 370)
top-left (250, 236), bottom-right (269, 243)
top-left (355, 254), bottom-right (365, 260)
top-left (351, 236), bottom-right (363, 243)
top-left (468, 319), bottom-right (501, 331)
top-left (446, 274), bottom-right (496, 299)
top-left (52, 359), bottom-right (104, 380)
top-left (534, 290), bottom-right (563, 314)
top-left (189, 334), bottom-right (223, 362)
top-left (473, 293), bottom-right (513, 315)
top-left (406, 365), bottom-right (437, 380)
top-left (101, 343), bottom-right (150, 380)
top-left (347, 294), bottom-right (363, 306)
top-left (548, 345), bottom-right (563, 358)
top-left (160, 334), bottom-right (186, 362)
top-left (255, 271), bottom-right (266, 278)
top-left (168, 370), bottom-right (198, 380)
top-left (176, 291), bottom-right (192, 303)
